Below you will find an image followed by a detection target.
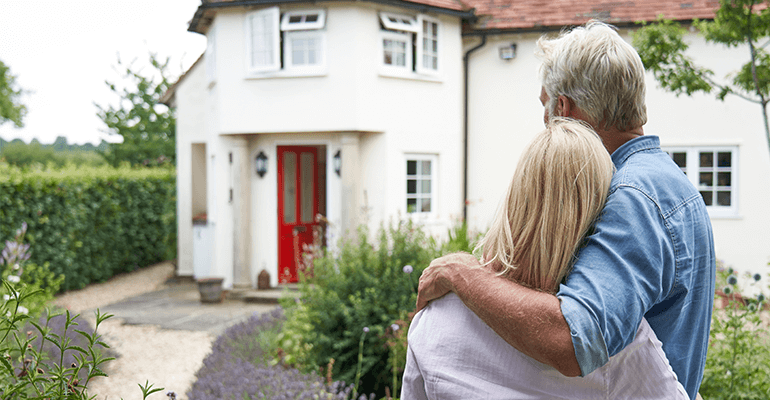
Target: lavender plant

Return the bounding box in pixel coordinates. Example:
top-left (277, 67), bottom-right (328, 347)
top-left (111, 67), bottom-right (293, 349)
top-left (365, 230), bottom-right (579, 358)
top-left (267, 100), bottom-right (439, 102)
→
top-left (188, 308), bottom-right (372, 400)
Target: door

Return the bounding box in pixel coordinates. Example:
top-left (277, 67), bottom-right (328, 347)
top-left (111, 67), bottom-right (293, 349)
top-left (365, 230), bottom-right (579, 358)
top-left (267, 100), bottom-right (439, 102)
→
top-left (277, 146), bottom-right (319, 283)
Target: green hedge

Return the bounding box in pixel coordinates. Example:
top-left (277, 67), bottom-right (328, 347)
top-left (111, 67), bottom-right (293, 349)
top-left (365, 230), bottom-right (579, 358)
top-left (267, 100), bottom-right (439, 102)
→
top-left (0, 164), bottom-right (176, 291)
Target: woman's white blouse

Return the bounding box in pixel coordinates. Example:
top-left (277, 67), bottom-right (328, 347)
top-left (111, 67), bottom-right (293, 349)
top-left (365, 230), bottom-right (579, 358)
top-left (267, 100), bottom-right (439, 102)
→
top-left (401, 292), bottom-right (689, 400)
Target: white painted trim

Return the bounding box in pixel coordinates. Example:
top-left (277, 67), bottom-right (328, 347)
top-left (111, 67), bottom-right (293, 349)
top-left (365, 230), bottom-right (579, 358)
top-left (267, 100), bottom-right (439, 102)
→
top-left (283, 30), bottom-right (327, 74)
top-left (405, 153), bottom-right (439, 219)
top-left (379, 12), bottom-right (419, 33)
top-left (379, 30), bottom-right (412, 74)
top-left (416, 15), bottom-right (440, 76)
top-left (245, 7), bottom-right (281, 74)
top-left (281, 9), bottom-right (326, 31)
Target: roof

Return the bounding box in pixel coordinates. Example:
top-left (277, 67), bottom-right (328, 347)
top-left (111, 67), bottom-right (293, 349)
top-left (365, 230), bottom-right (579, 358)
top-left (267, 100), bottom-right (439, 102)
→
top-left (189, 0), bottom-right (471, 33)
top-left (463, 0), bottom-right (721, 32)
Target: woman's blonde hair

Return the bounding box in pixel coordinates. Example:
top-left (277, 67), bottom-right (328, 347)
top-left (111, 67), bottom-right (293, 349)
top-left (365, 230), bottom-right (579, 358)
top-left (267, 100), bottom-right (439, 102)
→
top-left (475, 118), bottom-right (614, 293)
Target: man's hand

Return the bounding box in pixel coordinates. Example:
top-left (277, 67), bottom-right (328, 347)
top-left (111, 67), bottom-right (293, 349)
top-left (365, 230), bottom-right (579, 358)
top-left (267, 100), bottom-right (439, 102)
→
top-left (416, 252), bottom-right (481, 311)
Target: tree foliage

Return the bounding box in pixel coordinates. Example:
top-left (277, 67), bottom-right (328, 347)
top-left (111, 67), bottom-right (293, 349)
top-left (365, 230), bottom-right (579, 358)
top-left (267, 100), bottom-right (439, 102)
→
top-left (632, 0), bottom-right (770, 153)
top-left (0, 59), bottom-right (27, 128)
top-left (96, 53), bottom-right (176, 167)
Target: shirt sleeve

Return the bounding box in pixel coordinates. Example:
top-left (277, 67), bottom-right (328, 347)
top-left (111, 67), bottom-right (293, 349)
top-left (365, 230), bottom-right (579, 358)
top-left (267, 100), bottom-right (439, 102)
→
top-left (556, 185), bottom-right (676, 377)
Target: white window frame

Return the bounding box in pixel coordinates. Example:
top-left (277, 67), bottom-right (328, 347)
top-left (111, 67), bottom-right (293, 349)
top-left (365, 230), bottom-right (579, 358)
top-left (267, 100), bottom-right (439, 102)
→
top-left (281, 9), bottom-right (326, 31)
top-left (283, 30), bottom-right (326, 73)
top-left (416, 15), bottom-right (440, 75)
top-left (205, 26), bottom-right (216, 84)
top-left (380, 30), bottom-right (412, 73)
top-left (379, 12), bottom-right (419, 33)
top-left (664, 146), bottom-right (739, 218)
top-left (405, 154), bottom-right (438, 217)
top-left (245, 7), bottom-right (281, 74)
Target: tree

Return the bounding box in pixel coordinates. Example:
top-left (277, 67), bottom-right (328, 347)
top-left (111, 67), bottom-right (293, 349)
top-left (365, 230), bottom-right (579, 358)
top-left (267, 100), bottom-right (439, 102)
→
top-left (632, 0), bottom-right (770, 155)
top-left (96, 53), bottom-right (176, 167)
top-left (0, 59), bottom-right (27, 128)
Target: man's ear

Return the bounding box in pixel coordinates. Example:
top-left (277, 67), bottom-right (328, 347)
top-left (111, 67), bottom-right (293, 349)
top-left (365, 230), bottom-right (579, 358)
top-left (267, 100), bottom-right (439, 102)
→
top-left (556, 95), bottom-right (572, 117)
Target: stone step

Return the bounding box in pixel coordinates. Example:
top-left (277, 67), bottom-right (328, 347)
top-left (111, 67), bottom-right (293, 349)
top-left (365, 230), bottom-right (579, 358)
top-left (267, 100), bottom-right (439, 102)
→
top-left (227, 285), bottom-right (301, 304)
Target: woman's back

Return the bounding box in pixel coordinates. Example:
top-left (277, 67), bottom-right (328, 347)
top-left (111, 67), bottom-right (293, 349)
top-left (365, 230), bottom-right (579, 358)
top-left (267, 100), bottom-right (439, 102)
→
top-left (402, 293), bottom-right (689, 400)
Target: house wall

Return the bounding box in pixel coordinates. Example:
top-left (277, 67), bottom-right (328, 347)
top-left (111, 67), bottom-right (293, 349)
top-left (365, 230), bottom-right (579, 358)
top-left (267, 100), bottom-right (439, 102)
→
top-left (465, 29), bottom-right (770, 277)
top-left (176, 2), bottom-right (464, 287)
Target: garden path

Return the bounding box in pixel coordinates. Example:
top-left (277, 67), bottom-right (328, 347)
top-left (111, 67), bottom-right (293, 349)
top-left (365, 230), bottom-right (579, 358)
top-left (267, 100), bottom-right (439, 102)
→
top-left (51, 262), bottom-right (236, 400)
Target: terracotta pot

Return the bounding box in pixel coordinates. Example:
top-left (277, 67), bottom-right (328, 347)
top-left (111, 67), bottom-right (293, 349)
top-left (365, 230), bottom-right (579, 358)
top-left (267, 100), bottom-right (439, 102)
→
top-left (197, 277), bottom-right (224, 303)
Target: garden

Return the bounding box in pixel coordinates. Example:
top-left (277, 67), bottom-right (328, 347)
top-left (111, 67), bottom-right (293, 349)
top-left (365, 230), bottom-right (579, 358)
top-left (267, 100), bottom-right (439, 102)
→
top-left (0, 159), bottom-right (768, 399)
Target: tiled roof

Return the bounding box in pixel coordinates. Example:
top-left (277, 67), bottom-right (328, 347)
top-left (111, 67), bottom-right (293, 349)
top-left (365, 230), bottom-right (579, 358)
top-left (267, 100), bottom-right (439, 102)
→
top-left (463, 1), bottom-right (721, 31)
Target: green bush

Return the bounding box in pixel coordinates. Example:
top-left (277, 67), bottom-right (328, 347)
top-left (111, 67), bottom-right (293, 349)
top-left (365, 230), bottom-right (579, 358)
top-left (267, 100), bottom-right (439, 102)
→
top-left (700, 266), bottom-right (770, 400)
top-left (278, 221), bottom-right (440, 397)
top-left (0, 163), bottom-right (176, 291)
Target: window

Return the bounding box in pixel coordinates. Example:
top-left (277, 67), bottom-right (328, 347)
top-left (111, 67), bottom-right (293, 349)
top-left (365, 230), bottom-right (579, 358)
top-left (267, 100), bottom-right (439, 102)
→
top-left (379, 12), bottom-right (440, 76)
top-left (406, 155), bottom-right (437, 215)
top-left (665, 147), bottom-right (738, 217)
top-left (246, 7), bottom-right (326, 75)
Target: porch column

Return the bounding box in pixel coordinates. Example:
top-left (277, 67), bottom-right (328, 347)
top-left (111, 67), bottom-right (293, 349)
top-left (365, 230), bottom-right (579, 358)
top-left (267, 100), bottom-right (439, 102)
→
top-left (340, 133), bottom-right (362, 234)
top-left (232, 139), bottom-right (252, 288)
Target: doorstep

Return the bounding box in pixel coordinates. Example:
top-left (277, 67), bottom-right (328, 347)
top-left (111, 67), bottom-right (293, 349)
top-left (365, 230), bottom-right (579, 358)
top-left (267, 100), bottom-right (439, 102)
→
top-left (228, 284), bottom-right (301, 304)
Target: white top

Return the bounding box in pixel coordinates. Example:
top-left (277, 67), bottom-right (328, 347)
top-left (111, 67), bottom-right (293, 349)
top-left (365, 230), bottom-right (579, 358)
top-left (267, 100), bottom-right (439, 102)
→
top-left (401, 293), bottom-right (689, 400)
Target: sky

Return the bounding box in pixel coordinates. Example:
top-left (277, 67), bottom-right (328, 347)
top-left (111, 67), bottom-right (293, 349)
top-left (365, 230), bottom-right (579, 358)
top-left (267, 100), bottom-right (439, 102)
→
top-left (0, 0), bottom-right (207, 145)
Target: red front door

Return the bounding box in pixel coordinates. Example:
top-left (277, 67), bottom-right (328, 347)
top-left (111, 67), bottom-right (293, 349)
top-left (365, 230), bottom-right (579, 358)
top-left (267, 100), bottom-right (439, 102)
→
top-left (277, 146), bottom-right (319, 283)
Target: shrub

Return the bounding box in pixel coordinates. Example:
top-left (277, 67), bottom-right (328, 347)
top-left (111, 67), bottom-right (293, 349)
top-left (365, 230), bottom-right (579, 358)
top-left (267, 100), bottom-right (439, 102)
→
top-left (278, 221), bottom-right (442, 397)
top-left (700, 266), bottom-right (770, 400)
top-left (188, 308), bottom-right (368, 400)
top-left (0, 164), bottom-right (176, 291)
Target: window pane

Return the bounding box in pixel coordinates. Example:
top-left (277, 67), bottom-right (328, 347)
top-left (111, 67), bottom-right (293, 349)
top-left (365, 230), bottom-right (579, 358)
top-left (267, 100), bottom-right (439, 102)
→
top-left (700, 191), bottom-right (713, 206)
top-left (420, 198), bottom-right (431, 212)
top-left (671, 152), bottom-right (686, 168)
top-left (718, 152), bottom-right (731, 167)
top-left (407, 198), bottom-right (417, 213)
top-left (699, 172), bottom-right (713, 187)
top-left (717, 191), bottom-right (731, 206)
top-left (407, 179), bottom-right (417, 194)
top-left (300, 152), bottom-right (314, 223)
top-left (289, 15), bottom-right (302, 23)
top-left (699, 152), bottom-right (713, 168)
top-left (420, 180), bottom-right (431, 194)
top-left (283, 152), bottom-right (297, 223)
top-left (717, 172), bottom-right (731, 187)
top-left (307, 47), bottom-right (316, 64)
top-left (407, 160), bottom-right (417, 175)
top-left (306, 14), bottom-right (319, 23)
top-left (421, 160), bottom-right (431, 175)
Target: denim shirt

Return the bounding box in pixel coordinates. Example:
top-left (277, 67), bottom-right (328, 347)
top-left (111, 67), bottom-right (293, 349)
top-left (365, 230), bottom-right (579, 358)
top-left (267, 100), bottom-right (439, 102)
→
top-left (557, 135), bottom-right (716, 400)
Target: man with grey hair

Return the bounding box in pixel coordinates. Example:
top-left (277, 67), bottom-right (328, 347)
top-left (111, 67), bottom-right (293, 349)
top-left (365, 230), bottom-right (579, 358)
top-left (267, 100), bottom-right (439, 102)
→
top-left (416, 21), bottom-right (715, 400)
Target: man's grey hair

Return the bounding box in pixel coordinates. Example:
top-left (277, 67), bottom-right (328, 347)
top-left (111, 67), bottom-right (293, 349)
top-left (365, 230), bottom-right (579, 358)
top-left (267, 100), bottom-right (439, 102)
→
top-left (537, 21), bottom-right (647, 132)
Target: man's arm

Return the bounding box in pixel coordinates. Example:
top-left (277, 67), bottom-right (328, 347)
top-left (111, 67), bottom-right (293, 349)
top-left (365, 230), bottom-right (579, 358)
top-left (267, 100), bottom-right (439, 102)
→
top-left (416, 252), bottom-right (580, 377)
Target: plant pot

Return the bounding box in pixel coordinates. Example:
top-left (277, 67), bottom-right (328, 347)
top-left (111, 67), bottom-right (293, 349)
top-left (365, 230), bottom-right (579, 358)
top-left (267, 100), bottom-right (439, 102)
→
top-left (197, 277), bottom-right (224, 303)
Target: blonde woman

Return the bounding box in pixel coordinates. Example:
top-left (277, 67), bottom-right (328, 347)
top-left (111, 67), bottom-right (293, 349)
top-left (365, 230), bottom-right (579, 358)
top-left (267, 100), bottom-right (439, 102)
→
top-left (401, 118), bottom-right (688, 399)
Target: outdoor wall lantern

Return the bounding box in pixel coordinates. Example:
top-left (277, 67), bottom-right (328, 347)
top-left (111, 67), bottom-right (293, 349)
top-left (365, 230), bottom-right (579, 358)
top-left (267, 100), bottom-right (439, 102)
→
top-left (333, 150), bottom-right (341, 177)
top-left (255, 151), bottom-right (268, 178)
top-left (499, 43), bottom-right (517, 60)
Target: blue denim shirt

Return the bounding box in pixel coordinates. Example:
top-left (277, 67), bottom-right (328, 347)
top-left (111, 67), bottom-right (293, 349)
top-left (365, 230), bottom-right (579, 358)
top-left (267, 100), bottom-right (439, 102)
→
top-left (557, 135), bottom-right (715, 400)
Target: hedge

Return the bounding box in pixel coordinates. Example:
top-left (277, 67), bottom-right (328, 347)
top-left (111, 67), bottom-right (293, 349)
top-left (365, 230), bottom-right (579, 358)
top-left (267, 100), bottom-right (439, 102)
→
top-left (0, 164), bottom-right (176, 291)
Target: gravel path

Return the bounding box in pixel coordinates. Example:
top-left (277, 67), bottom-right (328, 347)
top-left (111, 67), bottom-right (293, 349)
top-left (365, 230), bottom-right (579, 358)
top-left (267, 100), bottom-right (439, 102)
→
top-left (52, 262), bottom-right (214, 400)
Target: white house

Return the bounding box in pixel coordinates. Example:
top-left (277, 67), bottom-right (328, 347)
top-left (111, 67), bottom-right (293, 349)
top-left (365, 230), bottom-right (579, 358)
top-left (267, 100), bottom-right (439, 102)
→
top-left (163, 0), bottom-right (770, 289)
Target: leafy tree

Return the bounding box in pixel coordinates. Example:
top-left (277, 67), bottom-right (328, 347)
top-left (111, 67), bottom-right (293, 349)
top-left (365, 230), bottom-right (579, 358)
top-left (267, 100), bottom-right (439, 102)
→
top-left (632, 0), bottom-right (770, 154)
top-left (96, 53), bottom-right (176, 167)
top-left (0, 59), bottom-right (27, 128)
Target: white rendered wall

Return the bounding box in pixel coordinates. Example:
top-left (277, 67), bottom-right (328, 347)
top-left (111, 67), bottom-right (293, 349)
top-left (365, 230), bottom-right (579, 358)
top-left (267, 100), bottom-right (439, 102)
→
top-left (198, 3), bottom-right (464, 285)
top-left (465, 30), bottom-right (770, 277)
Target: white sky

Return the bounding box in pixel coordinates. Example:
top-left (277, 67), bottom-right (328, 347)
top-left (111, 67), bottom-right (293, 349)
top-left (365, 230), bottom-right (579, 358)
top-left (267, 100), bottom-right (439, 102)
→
top-left (0, 0), bottom-right (207, 145)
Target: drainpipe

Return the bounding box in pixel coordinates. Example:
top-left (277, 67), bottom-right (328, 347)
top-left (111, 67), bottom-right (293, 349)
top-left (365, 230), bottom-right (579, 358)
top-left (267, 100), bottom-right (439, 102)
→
top-left (462, 34), bottom-right (487, 222)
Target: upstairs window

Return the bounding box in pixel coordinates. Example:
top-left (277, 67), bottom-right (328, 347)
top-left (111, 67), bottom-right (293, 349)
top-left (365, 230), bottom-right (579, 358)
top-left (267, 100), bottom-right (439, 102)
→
top-left (379, 12), bottom-right (440, 77)
top-left (246, 7), bottom-right (326, 75)
top-left (665, 146), bottom-right (738, 217)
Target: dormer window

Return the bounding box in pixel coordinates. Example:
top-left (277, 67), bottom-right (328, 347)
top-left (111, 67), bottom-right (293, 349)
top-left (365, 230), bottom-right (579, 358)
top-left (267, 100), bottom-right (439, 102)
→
top-left (246, 7), bottom-right (327, 76)
top-left (379, 12), bottom-right (440, 77)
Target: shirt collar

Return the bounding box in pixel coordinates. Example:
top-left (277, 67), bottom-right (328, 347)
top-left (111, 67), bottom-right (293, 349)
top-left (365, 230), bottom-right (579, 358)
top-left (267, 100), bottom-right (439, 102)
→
top-left (611, 135), bottom-right (660, 167)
